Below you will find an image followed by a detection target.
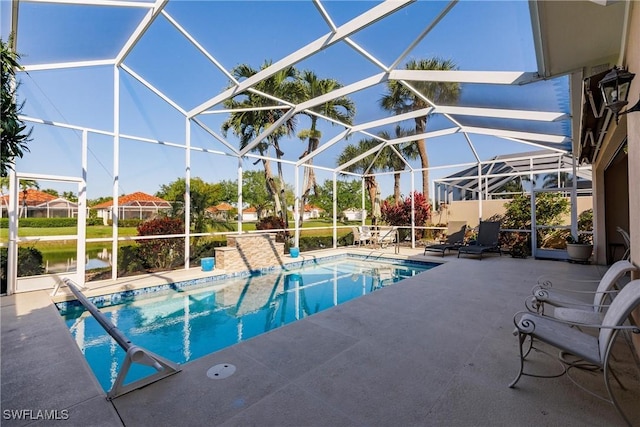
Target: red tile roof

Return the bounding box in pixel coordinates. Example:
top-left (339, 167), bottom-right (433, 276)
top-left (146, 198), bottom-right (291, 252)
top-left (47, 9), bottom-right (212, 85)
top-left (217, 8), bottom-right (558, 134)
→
top-left (91, 192), bottom-right (170, 209)
top-left (0, 189), bottom-right (57, 206)
top-left (242, 206), bottom-right (257, 213)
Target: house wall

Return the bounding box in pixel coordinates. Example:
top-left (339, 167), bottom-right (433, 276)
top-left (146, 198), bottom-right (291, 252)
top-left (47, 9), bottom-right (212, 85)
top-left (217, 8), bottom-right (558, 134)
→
top-left (593, 2), bottom-right (640, 351)
top-left (625, 2), bottom-right (640, 351)
top-left (446, 197), bottom-right (593, 228)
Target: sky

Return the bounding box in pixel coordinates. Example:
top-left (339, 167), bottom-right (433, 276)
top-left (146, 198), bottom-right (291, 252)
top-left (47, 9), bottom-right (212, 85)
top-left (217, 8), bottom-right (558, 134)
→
top-left (2, 0), bottom-right (571, 205)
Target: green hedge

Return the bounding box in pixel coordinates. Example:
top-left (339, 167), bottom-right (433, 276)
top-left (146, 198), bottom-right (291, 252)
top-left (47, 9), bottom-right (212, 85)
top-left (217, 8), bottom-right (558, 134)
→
top-left (1, 247), bottom-right (45, 294)
top-left (107, 219), bottom-right (144, 228)
top-left (0, 217), bottom-right (102, 228)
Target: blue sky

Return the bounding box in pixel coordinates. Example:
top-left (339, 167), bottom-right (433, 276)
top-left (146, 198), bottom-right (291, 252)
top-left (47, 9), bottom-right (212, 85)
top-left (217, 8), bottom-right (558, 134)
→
top-left (2, 0), bottom-right (570, 203)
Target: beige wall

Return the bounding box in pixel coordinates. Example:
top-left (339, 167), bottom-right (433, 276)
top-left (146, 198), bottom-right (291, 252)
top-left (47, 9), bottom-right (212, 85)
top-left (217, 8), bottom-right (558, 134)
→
top-left (445, 196), bottom-right (593, 228)
top-left (627, 3), bottom-right (640, 279)
top-left (625, 2), bottom-right (640, 351)
top-left (592, 3), bottom-right (640, 349)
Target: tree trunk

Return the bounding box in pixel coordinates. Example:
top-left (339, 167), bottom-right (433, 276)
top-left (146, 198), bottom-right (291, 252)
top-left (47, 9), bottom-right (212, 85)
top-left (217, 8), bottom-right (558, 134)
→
top-left (262, 159), bottom-right (282, 220)
top-left (272, 140), bottom-right (289, 235)
top-left (300, 136), bottom-right (320, 227)
top-left (394, 172), bottom-right (401, 205)
top-left (415, 116), bottom-right (429, 202)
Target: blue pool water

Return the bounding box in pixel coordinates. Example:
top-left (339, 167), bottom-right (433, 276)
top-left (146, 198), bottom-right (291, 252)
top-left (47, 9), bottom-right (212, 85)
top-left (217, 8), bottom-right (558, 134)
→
top-left (58, 257), bottom-right (435, 392)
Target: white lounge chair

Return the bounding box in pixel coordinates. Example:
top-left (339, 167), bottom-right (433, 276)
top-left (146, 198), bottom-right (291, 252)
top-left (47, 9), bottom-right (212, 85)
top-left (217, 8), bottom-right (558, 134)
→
top-left (509, 279), bottom-right (640, 426)
top-left (527, 260), bottom-right (637, 324)
top-left (617, 226), bottom-right (631, 261)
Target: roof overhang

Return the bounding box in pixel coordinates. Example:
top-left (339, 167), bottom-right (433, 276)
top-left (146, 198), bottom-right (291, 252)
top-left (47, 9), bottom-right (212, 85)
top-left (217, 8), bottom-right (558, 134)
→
top-left (529, 0), bottom-right (630, 163)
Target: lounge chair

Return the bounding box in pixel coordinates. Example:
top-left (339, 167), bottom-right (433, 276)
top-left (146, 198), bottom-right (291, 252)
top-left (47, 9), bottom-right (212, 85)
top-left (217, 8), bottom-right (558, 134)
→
top-left (352, 226), bottom-right (371, 247)
top-left (424, 221), bottom-right (467, 257)
top-left (527, 260), bottom-right (637, 324)
top-left (509, 279), bottom-right (640, 426)
top-left (457, 221), bottom-right (501, 259)
top-left (617, 226), bottom-right (631, 261)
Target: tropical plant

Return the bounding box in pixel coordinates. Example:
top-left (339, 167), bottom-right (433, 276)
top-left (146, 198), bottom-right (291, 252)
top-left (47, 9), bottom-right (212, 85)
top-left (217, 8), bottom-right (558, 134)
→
top-left (1, 246), bottom-right (45, 293)
top-left (336, 137), bottom-right (387, 221)
top-left (242, 170), bottom-right (274, 220)
top-left (221, 61), bottom-right (303, 231)
top-left (136, 217), bottom-right (185, 270)
top-left (297, 70), bottom-right (355, 224)
top-left (1, 37), bottom-right (31, 177)
top-left (380, 191), bottom-right (431, 239)
top-left (18, 179), bottom-right (39, 218)
top-left (380, 58), bottom-right (460, 203)
top-left (543, 172), bottom-right (571, 189)
top-left (377, 126), bottom-right (419, 205)
top-left (156, 177), bottom-right (224, 233)
top-left (308, 178), bottom-right (370, 217)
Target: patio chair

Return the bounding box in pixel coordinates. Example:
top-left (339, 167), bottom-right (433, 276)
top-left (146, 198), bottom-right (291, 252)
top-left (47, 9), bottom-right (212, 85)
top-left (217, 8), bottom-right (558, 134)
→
top-left (617, 226), bottom-right (631, 261)
top-left (352, 226), bottom-right (371, 247)
top-left (527, 260), bottom-right (637, 324)
top-left (424, 221), bottom-right (467, 257)
top-left (457, 221), bottom-right (501, 259)
top-left (509, 279), bottom-right (640, 426)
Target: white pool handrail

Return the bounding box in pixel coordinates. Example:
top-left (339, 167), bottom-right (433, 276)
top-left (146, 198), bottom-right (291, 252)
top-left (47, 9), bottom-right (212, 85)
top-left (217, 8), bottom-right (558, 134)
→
top-left (62, 278), bottom-right (181, 399)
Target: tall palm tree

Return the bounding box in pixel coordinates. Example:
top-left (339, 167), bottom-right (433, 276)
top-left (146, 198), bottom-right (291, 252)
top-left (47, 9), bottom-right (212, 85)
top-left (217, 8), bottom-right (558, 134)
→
top-left (543, 172), bottom-right (571, 189)
top-left (336, 138), bottom-right (387, 223)
top-left (377, 126), bottom-right (419, 205)
top-left (222, 61), bottom-right (303, 229)
top-left (380, 58), bottom-right (460, 203)
top-left (297, 70), bottom-right (355, 224)
top-left (18, 179), bottom-right (38, 218)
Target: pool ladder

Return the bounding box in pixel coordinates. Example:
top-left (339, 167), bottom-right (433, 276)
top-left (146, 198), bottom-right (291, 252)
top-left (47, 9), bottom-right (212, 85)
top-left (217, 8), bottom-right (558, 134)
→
top-left (58, 278), bottom-right (181, 399)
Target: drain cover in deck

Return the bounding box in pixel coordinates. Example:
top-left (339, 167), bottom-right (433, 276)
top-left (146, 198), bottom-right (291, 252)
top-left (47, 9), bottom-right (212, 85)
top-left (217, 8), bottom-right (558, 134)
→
top-left (207, 363), bottom-right (236, 379)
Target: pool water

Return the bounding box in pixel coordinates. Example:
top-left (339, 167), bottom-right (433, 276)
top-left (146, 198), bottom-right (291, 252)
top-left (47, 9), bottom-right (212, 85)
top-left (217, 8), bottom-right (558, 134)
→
top-left (59, 258), bottom-right (434, 392)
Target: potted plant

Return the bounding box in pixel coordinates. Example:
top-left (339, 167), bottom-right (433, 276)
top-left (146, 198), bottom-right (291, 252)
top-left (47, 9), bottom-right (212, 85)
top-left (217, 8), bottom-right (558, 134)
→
top-left (565, 234), bottom-right (593, 263)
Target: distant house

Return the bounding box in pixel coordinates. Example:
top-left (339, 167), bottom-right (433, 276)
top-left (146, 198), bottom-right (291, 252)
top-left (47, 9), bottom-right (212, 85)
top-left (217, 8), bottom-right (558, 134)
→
top-left (0, 189), bottom-right (78, 218)
top-left (303, 204), bottom-right (325, 220)
top-left (91, 192), bottom-right (171, 225)
top-left (205, 202), bottom-right (234, 221)
top-left (342, 208), bottom-right (366, 221)
top-left (242, 206), bottom-right (259, 222)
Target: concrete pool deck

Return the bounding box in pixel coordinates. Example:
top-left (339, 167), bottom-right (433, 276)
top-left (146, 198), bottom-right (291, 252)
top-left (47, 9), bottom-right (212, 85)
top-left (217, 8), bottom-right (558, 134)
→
top-left (2, 248), bottom-right (640, 426)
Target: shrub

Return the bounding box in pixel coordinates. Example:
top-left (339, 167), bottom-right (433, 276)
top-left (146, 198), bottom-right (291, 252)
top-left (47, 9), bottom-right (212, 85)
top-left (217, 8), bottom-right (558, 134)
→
top-left (0, 217), bottom-right (102, 227)
top-left (116, 245), bottom-right (147, 275)
top-left (380, 192), bottom-right (431, 238)
top-left (1, 246), bottom-right (45, 293)
top-left (255, 216), bottom-right (288, 242)
top-left (136, 217), bottom-right (185, 270)
top-left (107, 218), bottom-right (144, 228)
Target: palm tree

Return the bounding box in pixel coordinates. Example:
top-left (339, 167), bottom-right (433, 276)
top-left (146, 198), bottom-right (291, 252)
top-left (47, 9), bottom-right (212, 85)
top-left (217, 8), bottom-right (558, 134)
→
top-left (297, 70), bottom-right (356, 225)
top-left (222, 61), bottom-right (303, 230)
top-left (336, 138), bottom-right (387, 223)
top-left (18, 179), bottom-right (39, 218)
top-left (543, 172), bottom-right (571, 189)
top-left (380, 58), bottom-right (460, 203)
top-left (377, 126), bottom-right (419, 205)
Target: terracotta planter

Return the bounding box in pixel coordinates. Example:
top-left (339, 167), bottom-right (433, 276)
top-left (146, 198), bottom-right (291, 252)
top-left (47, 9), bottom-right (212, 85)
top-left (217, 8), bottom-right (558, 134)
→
top-left (566, 243), bottom-right (593, 263)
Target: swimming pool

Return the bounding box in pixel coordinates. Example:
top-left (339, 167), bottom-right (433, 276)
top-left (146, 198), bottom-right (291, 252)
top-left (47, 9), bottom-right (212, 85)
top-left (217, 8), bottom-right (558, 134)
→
top-left (57, 255), bottom-right (436, 391)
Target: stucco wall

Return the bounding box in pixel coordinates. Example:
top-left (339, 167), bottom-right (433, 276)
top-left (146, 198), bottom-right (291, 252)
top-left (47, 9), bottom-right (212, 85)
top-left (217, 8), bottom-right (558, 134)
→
top-left (445, 196), bottom-right (593, 228)
top-left (624, 2), bottom-right (640, 351)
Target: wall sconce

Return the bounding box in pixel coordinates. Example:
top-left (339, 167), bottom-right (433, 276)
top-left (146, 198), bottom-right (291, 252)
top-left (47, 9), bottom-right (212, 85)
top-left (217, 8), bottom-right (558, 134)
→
top-left (598, 66), bottom-right (639, 122)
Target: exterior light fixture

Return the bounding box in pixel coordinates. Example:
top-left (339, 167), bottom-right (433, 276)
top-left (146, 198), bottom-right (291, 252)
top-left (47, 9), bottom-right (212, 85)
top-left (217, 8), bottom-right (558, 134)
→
top-left (598, 66), bottom-right (639, 122)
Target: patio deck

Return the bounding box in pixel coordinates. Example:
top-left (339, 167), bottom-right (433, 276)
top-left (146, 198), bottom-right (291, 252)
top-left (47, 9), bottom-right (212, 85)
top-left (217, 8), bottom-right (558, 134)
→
top-left (2, 248), bottom-right (639, 426)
